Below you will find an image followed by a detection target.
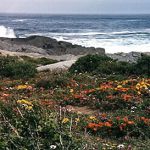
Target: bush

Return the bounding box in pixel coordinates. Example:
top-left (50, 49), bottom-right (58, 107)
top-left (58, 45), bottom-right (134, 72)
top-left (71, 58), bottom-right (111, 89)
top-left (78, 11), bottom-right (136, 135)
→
top-left (69, 55), bottom-right (133, 75)
top-left (96, 61), bottom-right (133, 75)
top-left (69, 54), bottom-right (150, 76)
top-left (69, 54), bottom-right (112, 73)
top-left (135, 54), bottom-right (150, 76)
top-left (1, 62), bottom-right (37, 79)
top-left (0, 56), bottom-right (37, 79)
top-left (0, 56), bottom-right (17, 71)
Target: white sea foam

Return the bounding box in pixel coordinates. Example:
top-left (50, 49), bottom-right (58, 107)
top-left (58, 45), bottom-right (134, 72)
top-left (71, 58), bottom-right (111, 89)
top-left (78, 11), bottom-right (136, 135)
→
top-left (24, 32), bottom-right (150, 54)
top-left (12, 19), bottom-right (26, 22)
top-left (24, 28), bottom-right (150, 38)
top-left (12, 19), bottom-right (34, 22)
top-left (53, 37), bottom-right (150, 54)
top-left (0, 26), bottom-right (16, 38)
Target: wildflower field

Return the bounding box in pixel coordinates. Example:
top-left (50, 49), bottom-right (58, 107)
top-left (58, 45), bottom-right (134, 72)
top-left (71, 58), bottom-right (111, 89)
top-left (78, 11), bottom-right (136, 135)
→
top-left (0, 55), bottom-right (150, 149)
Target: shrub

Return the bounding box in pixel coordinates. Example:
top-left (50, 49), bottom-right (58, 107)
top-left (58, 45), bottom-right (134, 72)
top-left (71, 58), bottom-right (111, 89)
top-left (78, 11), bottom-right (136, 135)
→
top-left (69, 54), bottom-right (150, 76)
top-left (135, 54), bottom-right (150, 76)
top-left (2, 62), bottom-right (37, 79)
top-left (0, 56), bottom-right (17, 73)
top-left (96, 61), bottom-right (133, 75)
top-left (69, 54), bottom-right (133, 75)
top-left (69, 54), bottom-right (112, 73)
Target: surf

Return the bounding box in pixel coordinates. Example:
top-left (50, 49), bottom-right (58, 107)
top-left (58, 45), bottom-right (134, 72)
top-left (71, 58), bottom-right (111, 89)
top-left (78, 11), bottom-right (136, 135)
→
top-left (0, 25), bottom-right (16, 38)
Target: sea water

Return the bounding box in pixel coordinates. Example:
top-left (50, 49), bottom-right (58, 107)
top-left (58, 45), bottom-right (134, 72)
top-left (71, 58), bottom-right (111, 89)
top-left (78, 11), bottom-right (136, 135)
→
top-left (0, 14), bottom-right (150, 53)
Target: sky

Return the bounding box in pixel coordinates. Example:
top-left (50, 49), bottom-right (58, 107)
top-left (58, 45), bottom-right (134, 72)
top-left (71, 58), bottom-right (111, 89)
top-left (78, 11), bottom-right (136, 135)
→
top-left (0, 0), bottom-right (150, 14)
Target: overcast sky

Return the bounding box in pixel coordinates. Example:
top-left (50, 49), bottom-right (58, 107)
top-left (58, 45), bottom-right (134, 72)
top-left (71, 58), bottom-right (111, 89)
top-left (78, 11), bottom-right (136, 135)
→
top-left (0, 0), bottom-right (150, 14)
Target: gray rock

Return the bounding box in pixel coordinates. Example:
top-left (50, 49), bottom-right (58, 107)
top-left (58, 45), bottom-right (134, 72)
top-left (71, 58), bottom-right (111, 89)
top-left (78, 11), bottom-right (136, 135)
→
top-left (107, 52), bottom-right (143, 63)
top-left (0, 36), bottom-right (105, 56)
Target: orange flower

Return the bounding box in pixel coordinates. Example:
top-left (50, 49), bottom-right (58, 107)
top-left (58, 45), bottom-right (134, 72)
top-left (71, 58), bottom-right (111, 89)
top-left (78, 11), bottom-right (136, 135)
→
top-left (140, 117), bottom-right (150, 125)
top-left (101, 113), bottom-right (107, 118)
top-left (2, 93), bottom-right (10, 97)
top-left (98, 122), bottom-right (104, 127)
top-left (87, 122), bottom-right (104, 130)
top-left (127, 121), bottom-right (135, 125)
top-left (122, 94), bottom-right (132, 101)
top-left (100, 83), bottom-right (113, 90)
top-left (141, 117), bottom-right (146, 121)
top-left (106, 95), bottom-right (115, 100)
top-left (116, 87), bottom-right (129, 92)
top-left (74, 94), bottom-right (83, 99)
top-left (87, 123), bottom-right (97, 129)
top-left (104, 122), bottom-right (112, 127)
top-left (143, 118), bottom-right (150, 125)
top-left (123, 117), bottom-right (128, 122)
top-left (84, 89), bottom-right (95, 94)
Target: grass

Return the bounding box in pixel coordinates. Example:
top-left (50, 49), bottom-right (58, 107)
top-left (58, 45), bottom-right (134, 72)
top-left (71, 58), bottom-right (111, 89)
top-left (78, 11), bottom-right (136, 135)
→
top-left (20, 56), bottom-right (58, 66)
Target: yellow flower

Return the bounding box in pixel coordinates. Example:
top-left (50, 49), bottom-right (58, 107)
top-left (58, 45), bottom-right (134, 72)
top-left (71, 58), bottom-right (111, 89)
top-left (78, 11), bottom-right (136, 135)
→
top-left (70, 89), bottom-right (74, 93)
top-left (95, 87), bottom-right (100, 90)
top-left (89, 116), bottom-right (97, 121)
top-left (17, 99), bottom-right (33, 106)
top-left (75, 118), bottom-right (80, 122)
top-left (17, 85), bottom-right (28, 90)
top-left (117, 85), bottom-right (122, 88)
top-left (25, 106), bottom-right (33, 110)
top-left (62, 118), bottom-right (69, 124)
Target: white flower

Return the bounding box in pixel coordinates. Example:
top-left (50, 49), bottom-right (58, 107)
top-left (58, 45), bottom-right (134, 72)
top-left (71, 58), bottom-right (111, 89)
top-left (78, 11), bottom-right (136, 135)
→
top-left (131, 106), bottom-right (136, 110)
top-left (50, 145), bottom-right (57, 149)
top-left (117, 144), bottom-right (125, 149)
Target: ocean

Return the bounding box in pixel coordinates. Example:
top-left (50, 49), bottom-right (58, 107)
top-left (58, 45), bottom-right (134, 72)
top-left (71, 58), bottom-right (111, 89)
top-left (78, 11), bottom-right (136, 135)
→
top-left (0, 14), bottom-right (150, 53)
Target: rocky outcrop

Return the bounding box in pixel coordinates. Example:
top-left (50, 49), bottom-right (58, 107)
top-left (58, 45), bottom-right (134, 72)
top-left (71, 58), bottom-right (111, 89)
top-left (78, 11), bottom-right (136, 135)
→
top-left (1, 35), bottom-right (149, 64)
top-left (0, 36), bottom-right (105, 56)
top-left (107, 52), bottom-right (149, 63)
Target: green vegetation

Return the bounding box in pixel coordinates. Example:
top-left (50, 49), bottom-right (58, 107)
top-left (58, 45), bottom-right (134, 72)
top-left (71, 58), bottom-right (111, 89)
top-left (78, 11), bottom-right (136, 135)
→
top-left (134, 54), bottom-right (150, 76)
top-left (2, 62), bottom-right (37, 79)
top-left (0, 54), bottom-right (150, 149)
top-left (36, 72), bottom-right (69, 89)
top-left (69, 54), bottom-right (150, 77)
top-left (20, 56), bottom-right (58, 66)
top-left (69, 54), bottom-right (113, 73)
top-left (0, 55), bottom-right (57, 79)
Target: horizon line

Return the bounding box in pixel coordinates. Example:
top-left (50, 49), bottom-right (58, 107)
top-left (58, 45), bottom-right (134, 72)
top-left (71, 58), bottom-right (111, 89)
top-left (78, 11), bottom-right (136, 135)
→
top-left (0, 12), bottom-right (150, 16)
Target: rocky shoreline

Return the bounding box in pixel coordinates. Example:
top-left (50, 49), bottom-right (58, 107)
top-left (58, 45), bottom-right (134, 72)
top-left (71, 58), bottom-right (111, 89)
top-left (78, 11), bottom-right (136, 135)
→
top-left (0, 35), bottom-right (105, 57)
top-left (0, 35), bottom-right (149, 71)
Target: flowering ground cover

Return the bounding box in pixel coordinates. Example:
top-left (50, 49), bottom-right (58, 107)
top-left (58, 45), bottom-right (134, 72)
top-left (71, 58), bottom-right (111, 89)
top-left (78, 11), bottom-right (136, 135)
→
top-left (0, 71), bottom-right (149, 150)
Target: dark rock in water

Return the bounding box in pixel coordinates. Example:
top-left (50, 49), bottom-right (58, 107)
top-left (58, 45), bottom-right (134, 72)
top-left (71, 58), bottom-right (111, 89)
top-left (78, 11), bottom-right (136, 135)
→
top-left (0, 36), bottom-right (105, 56)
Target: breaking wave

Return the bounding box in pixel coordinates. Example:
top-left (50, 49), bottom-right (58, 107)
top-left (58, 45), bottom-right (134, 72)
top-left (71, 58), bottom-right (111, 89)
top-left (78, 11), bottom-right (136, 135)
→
top-left (0, 25), bottom-right (16, 38)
